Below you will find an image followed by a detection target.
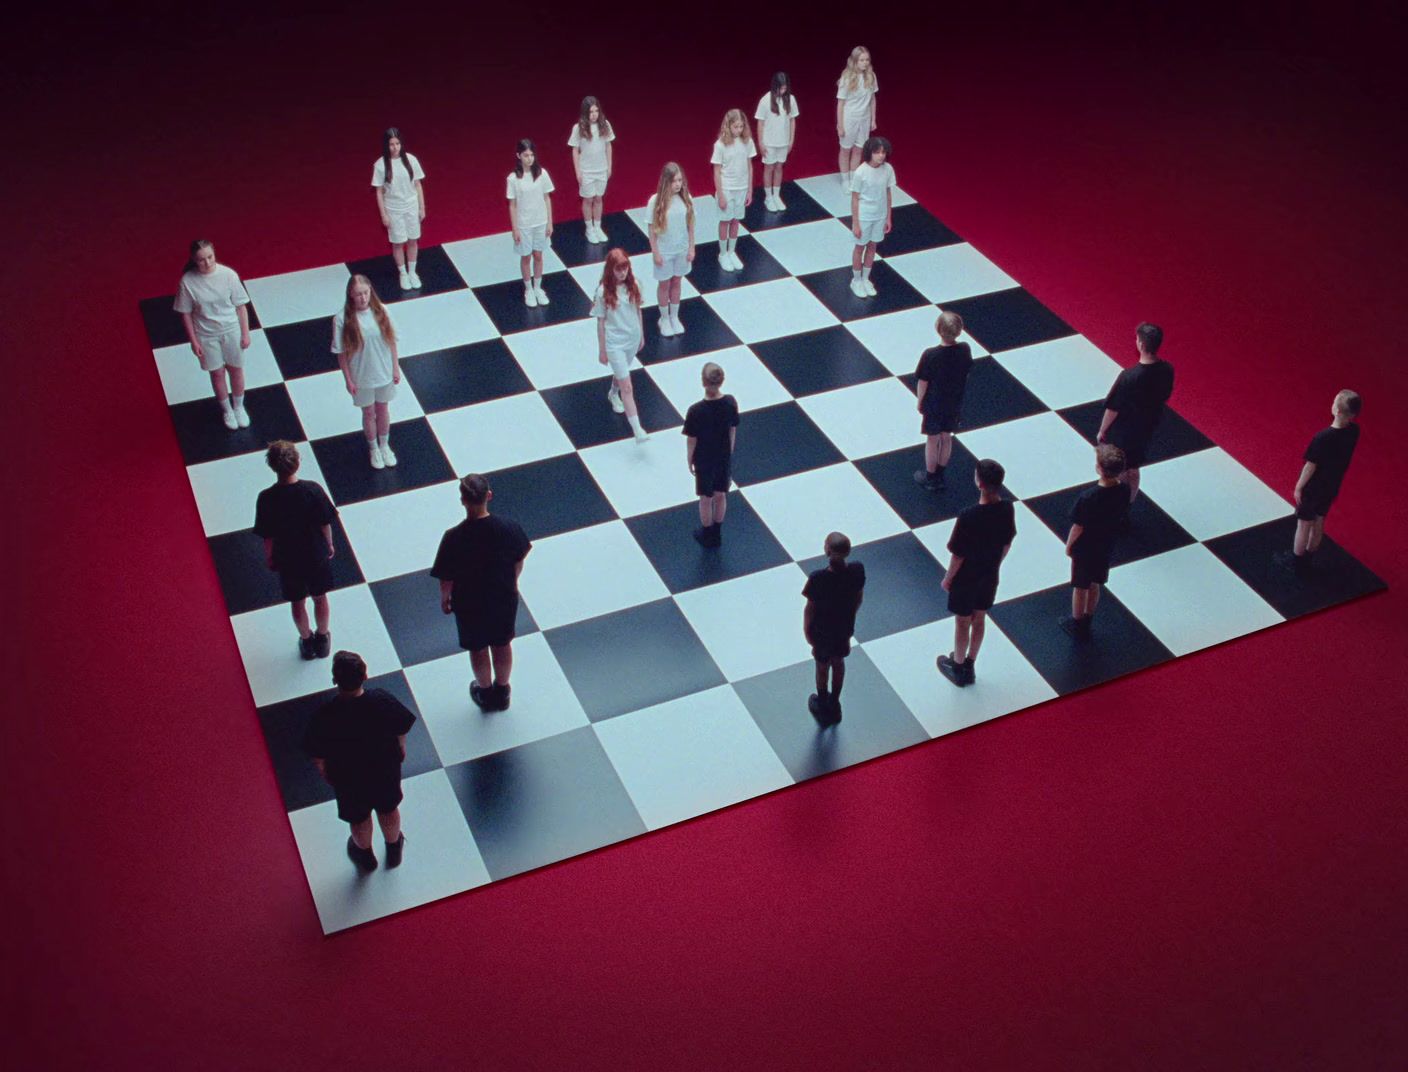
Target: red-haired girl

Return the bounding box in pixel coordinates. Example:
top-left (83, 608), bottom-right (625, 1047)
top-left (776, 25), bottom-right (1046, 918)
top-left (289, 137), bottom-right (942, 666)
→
top-left (592, 249), bottom-right (649, 443)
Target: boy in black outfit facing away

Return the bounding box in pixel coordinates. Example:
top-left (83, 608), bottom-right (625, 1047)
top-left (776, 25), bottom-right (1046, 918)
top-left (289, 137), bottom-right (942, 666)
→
top-left (939, 459), bottom-right (1016, 687)
top-left (1060, 444), bottom-right (1130, 639)
top-left (302, 650), bottom-right (415, 873)
top-left (802, 532), bottom-right (865, 723)
top-left (1276, 389), bottom-right (1362, 577)
top-left (684, 361), bottom-right (739, 547)
top-left (1097, 321), bottom-right (1174, 505)
top-left (431, 475), bottom-right (532, 712)
top-left (913, 310), bottom-right (974, 490)
top-left (253, 440), bottom-right (338, 660)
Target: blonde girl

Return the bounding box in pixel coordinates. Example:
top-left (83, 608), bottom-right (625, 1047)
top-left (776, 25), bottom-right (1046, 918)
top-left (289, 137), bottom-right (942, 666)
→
top-left (592, 249), bottom-right (649, 443)
top-left (755, 71), bottom-right (799, 211)
top-left (568, 96), bottom-right (615, 244)
top-left (174, 239), bottom-right (253, 429)
top-left (836, 46), bottom-right (879, 183)
top-left (331, 275), bottom-right (402, 470)
top-left (646, 163), bottom-right (696, 337)
top-left (507, 139), bottom-right (555, 307)
top-left (710, 109), bottom-right (757, 272)
top-left (372, 127), bottom-right (427, 291)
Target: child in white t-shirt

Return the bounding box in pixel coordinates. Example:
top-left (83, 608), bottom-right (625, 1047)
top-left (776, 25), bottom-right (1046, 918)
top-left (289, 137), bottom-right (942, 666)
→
top-left (507, 139), bottom-right (555, 308)
top-left (372, 126), bottom-right (427, 291)
top-left (568, 96), bottom-right (615, 245)
top-left (755, 72), bottom-right (799, 212)
top-left (331, 274), bottom-right (402, 470)
top-left (173, 239), bottom-right (253, 430)
top-left (646, 163), bottom-right (696, 337)
top-left (710, 110), bottom-right (757, 273)
top-left (836, 46), bottom-right (879, 184)
top-left (849, 137), bottom-right (895, 298)
top-left (592, 249), bottom-right (649, 443)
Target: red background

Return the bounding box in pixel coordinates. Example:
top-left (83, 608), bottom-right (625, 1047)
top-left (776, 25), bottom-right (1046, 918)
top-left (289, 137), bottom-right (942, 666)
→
top-left (8, 5), bottom-right (1407, 1068)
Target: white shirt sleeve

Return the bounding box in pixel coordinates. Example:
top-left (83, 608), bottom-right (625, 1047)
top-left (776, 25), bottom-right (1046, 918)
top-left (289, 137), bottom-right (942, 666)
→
top-left (173, 277), bottom-right (194, 314)
top-left (710, 141), bottom-right (724, 166)
top-left (791, 96), bottom-right (801, 118)
top-left (506, 174), bottom-right (517, 201)
top-left (330, 312), bottom-right (345, 353)
top-left (410, 154), bottom-right (425, 182)
top-left (227, 269), bottom-right (250, 306)
top-left (746, 140), bottom-right (758, 159)
top-left (754, 94), bottom-right (770, 121)
top-left (371, 159), bottom-right (386, 188)
top-left (540, 170), bottom-right (554, 195)
top-left (567, 125), bottom-right (581, 148)
top-left (591, 286), bottom-right (606, 319)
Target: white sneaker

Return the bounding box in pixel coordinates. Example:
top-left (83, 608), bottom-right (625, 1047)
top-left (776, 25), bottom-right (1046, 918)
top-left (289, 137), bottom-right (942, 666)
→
top-left (849, 277), bottom-right (867, 298)
top-left (732, 250), bottom-right (745, 271)
top-left (221, 407), bottom-right (238, 430)
top-left (607, 386), bottom-right (625, 413)
top-left (671, 311), bottom-right (685, 335)
top-left (380, 442), bottom-right (397, 467)
top-left (369, 445), bottom-right (385, 470)
top-left (408, 268), bottom-right (422, 288)
top-left (863, 277), bottom-right (877, 297)
top-left (766, 193), bottom-right (779, 211)
top-left (399, 269), bottom-right (412, 291)
top-left (524, 284), bottom-right (538, 308)
top-left (633, 426), bottom-right (651, 443)
top-left (774, 191), bottom-right (786, 210)
top-left (534, 281), bottom-right (550, 306)
top-left (658, 311), bottom-right (676, 337)
top-left (233, 404), bottom-right (250, 428)
top-left (593, 222), bottom-right (607, 243)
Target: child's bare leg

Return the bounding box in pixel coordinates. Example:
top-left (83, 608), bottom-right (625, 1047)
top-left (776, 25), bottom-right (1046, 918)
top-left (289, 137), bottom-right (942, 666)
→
top-left (829, 655), bottom-right (846, 699)
top-left (374, 401), bottom-right (391, 439)
top-left (375, 808), bottom-right (401, 844)
top-left (469, 648), bottom-right (493, 688)
top-left (838, 145), bottom-right (850, 176)
top-left (698, 496), bottom-right (715, 526)
top-left (852, 245), bottom-right (864, 272)
top-left (1293, 519), bottom-right (1313, 555)
top-left (532, 250), bottom-right (544, 285)
top-left (593, 195), bottom-right (604, 226)
top-left (313, 593), bottom-right (330, 634)
top-left (227, 366), bottom-right (246, 399)
top-left (849, 146), bottom-right (863, 172)
top-left (863, 244), bottom-right (878, 270)
top-left (924, 434), bottom-right (940, 471)
top-left (1308, 517), bottom-right (1326, 553)
top-left (814, 658), bottom-right (829, 696)
top-left (520, 254), bottom-right (532, 284)
top-left (406, 238), bottom-right (418, 264)
top-left (490, 643), bottom-right (513, 685)
top-left (717, 220), bottom-right (728, 244)
top-left (669, 278), bottom-right (683, 305)
top-left (1072, 587), bottom-right (1088, 619)
top-left (954, 614), bottom-right (973, 661)
top-left (208, 368), bottom-right (230, 402)
top-left (729, 220), bottom-right (740, 243)
top-left (291, 598), bottom-right (312, 638)
top-left (392, 242), bottom-right (406, 268)
top-left (1087, 583), bottom-right (1102, 617)
top-left (968, 611), bottom-right (987, 660)
top-left (361, 405), bottom-right (377, 442)
top-left (711, 491), bottom-right (727, 523)
top-left (349, 816), bottom-right (375, 850)
top-left (657, 281), bottom-right (669, 308)
top-left (615, 375), bottom-right (638, 419)
top-left (580, 197), bottom-right (591, 225)
top-left (938, 432), bottom-right (954, 467)
top-left (1124, 467), bottom-right (1141, 503)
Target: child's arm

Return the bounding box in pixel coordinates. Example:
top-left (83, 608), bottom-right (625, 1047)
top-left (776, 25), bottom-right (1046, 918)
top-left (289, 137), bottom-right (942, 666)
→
top-left (597, 316), bottom-right (608, 365)
top-left (884, 185), bottom-right (893, 234)
top-left (390, 336), bottom-right (401, 384)
top-left (1096, 407), bottom-right (1117, 443)
top-left (851, 191), bottom-right (862, 238)
top-left (649, 210), bottom-right (662, 265)
top-left (236, 303), bottom-right (251, 349)
top-left (756, 119), bottom-right (765, 148)
top-left (544, 190), bottom-right (553, 237)
top-left (509, 197), bottom-right (520, 242)
top-left (729, 426), bottom-right (737, 453)
top-left (439, 579), bottom-right (454, 614)
top-left (915, 377), bottom-right (928, 412)
top-left (803, 599), bottom-right (815, 643)
top-left (572, 144), bottom-right (582, 185)
top-left (686, 206), bottom-right (696, 260)
top-left (1065, 524), bottom-right (1084, 556)
top-left (415, 179), bottom-right (425, 221)
top-left (1293, 461), bottom-right (1316, 505)
top-left (337, 352), bottom-right (356, 395)
top-left (744, 150), bottom-right (754, 205)
top-left (836, 98), bottom-right (846, 138)
top-left (376, 184), bottom-right (389, 228)
top-left (871, 95), bottom-right (877, 133)
top-left (687, 436), bottom-right (697, 473)
top-left (397, 734), bottom-right (407, 762)
top-left (514, 553), bottom-right (529, 579)
top-left (789, 113), bottom-right (796, 149)
top-left (605, 138), bottom-right (613, 180)
top-left (942, 554), bottom-right (963, 591)
top-left (321, 523), bottom-right (335, 559)
top-left (714, 163), bottom-right (725, 209)
top-left (180, 312), bottom-right (205, 361)
top-left (636, 305), bottom-right (645, 353)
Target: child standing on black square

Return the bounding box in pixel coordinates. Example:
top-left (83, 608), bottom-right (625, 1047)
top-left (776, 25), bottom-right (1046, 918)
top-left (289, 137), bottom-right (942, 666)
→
top-left (1096, 321), bottom-right (1174, 505)
top-left (683, 362), bottom-right (739, 547)
top-left (803, 531), bottom-right (866, 722)
top-left (1061, 445), bottom-right (1130, 639)
top-left (913, 310), bottom-right (974, 490)
top-left (1277, 389), bottom-right (1361, 576)
top-left (939, 459), bottom-right (1016, 687)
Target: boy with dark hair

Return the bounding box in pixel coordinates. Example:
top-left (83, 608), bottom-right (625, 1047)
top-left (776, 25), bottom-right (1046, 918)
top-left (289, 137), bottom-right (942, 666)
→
top-left (1276, 389), bottom-right (1362, 576)
top-left (302, 650), bottom-right (416, 873)
top-left (1096, 321), bottom-right (1174, 505)
top-left (431, 475), bottom-right (532, 712)
top-left (913, 310), bottom-right (974, 490)
top-left (252, 440), bottom-right (338, 660)
top-left (683, 362), bottom-right (739, 547)
top-left (803, 531), bottom-right (865, 723)
top-left (939, 459), bottom-right (1016, 687)
top-left (1060, 445), bottom-right (1130, 639)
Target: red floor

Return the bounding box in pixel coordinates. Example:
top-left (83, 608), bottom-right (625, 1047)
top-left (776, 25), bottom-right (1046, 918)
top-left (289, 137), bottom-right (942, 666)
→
top-left (10, 8), bottom-right (1408, 1068)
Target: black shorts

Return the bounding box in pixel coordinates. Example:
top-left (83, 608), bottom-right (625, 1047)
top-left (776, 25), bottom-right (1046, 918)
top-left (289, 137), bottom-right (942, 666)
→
top-left (1070, 553), bottom-right (1110, 589)
top-left (455, 598), bottom-right (519, 652)
top-left (334, 777), bottom-right (404, 824)
top-left (922, 409), bottom-right (959, 435)
top-left (279, 559), bottom-right (334, 602)
top-left (948, 571), bottom-right (998, 617)
top-left (695, 460), bottom-right (732, 497)
top-left (1295, 497), bottom-right (1332, 522)
top-left (1107, 434), bottom-right (1149, 469)
top-left (811, 637), bottom-right (852, 661)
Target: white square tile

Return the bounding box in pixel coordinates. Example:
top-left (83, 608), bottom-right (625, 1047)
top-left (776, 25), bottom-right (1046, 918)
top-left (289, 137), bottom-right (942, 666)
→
top-left (594, 686), bottom-right (793, 830)
top-left (703, 277), bottom-right (839, 344)
top-left (798, 377), bottom-right (922, 459)
top-left (844, 307), bottom-right (989, 375)
top-left (288, 769), bottom-right (490, 934)
top-left (186, 444), bottom-right (330, 537)
top-left (885, 243), bottom-right (1017, 304)
top-left (245, 264), bottom-right (351, 328)
top-left (956, 412), bottom-right (1098, 499)
top-left (1138, 448), bottom-right (1290, 541)
top-left (516, 520), bottom-right (669, 630)
top-left (568, 254), bottom-right (698, 309)
top-left (390, 290), bottom-right (498, 357)
top-left (645, 345), bottom-right (792, 416)
top-left (623, 195), bottom-right (741, 246)
top-left (152, 330), bottom-right (284, 406)
top-left (427, 392), bottom-right (574, 476)
top-left (406, 634), bottom-right (590, 765)
top-left (913, 501), bottom-right (1070, 603)
top-left (674, 564), bottom-right (813, 681)
top-left (504, 318), bottom-right (605, 389)
top-left (790, 175), bottom-right (919, 217)
top-left (285, 370), bottom-right (426, 441)
top-left (748, 217), bottom-right (868, 275)
top-left (579, 433), bottom-right (696, 519)
top-left (892, 184), bottom-right (918, 209)
top-left (743, 463), bottom-right (907, 560)
top-left (229, 585), bottom-right (400, 707)
top-left (337, 481), bottom-right (463, 582)
top-left (862, 620), bottom-right (1056, 738)
top-left (993, 336), bottom-right (1125, 410)
top-left (442, 232), bottom-right (567, 287)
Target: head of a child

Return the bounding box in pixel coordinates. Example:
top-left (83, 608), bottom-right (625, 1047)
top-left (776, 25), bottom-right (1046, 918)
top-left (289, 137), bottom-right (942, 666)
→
top-left (383, 127), bottom-right (403, 159)
top-left (331, 650), bottom-right (368, 693)
top-left (1135, 321), bottom-right (1164, 357)
top-left (601, 247), bottom-right (638, 295)
top-left (1095, 443), bottom-right (1127, 481)
top-left (185, 239), bottom-right (216, 275)
top-left (1333, 389), bottom-right (1361, 423)
top-left (460, 473), bottom-right (492, 515)
top-left (863, 136), bottom-right (891, 167)
top-left (580, 96), bottom-right (602, 126)
top-left (719, 108), bottom-right (749, 144)
top-left (974, 458), bottom-right (1005, 493)
top-left (701, 362), bottom-right (725, 396)
top-left (265, 440), bottom-right (300, 481)
top-left (936, 310), bottom-right (964, 343)
top-left (515, 138), bottom-right (539, 178)
top-left (824, 531), bottom-right (851, 569)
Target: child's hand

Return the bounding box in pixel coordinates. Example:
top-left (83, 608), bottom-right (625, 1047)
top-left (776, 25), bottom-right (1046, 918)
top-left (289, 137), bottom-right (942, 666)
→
top-left (745, 188), bottom-right (753, 207)
top-left (1065, 546), bottom-right (1074, 558)
top-left (884, 217), bottom-right (892, 234)
top-left (1095, 430), bottom-right (1106, 444)
top-left (512, 229), bottom-right (521, 244)
top-left (1293, 488), bottom-right (1302, 506)
top-left (441, 594), bottom-right (453, 614)
top-left (419, 207), bottom-right (426, 221)
top-left (688, 462), bottom-right (696, 474)
top-left (852, 220), bottom-right (862, 239)
top-left (240, 332), bottom-right (251, 349)
top-left (598, 351), bottom-right (608, 365)
top-left (345, 378), bottom-right (357, 396)
top-left (686, 247), bottom-right (696, 263)
top-left (941, 574), bottom-right (954, 592)
top-left (653, 250), bottom-right (664, 267)
top-left (717, 192), bottom-right (726, 210)
top-left (392, 366), bottom-right (401, 385)
top-left (191, 340), bottom-right (205, 361)
top-left (327, 544), bottom-right (336, 560)
top-left (380, 214), bottom-right (390, 228)
top-left (546, 222), bottom-right (554, 237)
top-left (837, 122), bottom-right (845, 138)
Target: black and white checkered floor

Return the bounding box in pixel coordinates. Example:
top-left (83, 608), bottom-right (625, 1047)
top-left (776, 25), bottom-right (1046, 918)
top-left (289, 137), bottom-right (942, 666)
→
top-left (142, 174), bottom-right (1385, 933)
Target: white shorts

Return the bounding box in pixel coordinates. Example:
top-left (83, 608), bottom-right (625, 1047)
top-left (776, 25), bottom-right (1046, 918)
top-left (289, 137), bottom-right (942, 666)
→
top-left (854, 218), bottom-right (886, 245)
top-left (386, 207), bottom-right (421, 244)
top-left (653, 250), bottom-right (691, 281)
top-left (197, 328), bottom-right (243, 372)
top-left (839, 114), bottom-right (870, 150)
top-left (353, 381), bottom-right (397, 408)
top-left (605, 349), bottom-right (634, 379)
top-left (718, 191), bottom-right (747, 222)
top-left (761, 145), bottom-right (790, 165)
top-left (514, 225), bottom-right (548, 257)
top-left (578, 177), bottom-right (607, 198)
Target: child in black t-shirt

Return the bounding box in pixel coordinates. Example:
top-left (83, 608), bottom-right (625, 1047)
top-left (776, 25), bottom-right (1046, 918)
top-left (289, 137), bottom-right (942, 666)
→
top-left (683, 362), bottom-right (739, 547)
top-left (252, 440), bottom-right (338, 660)
top-left (802, 531), bottom-right (866, 723)
top-left (1276, 389), bottom-right (1362, 577)
top-left (913, 310), bottom-right (974, 491)
top-left (1096, 322), bottom-right (1174, 506)
top-left (939, 459), bottom-right (1016, 686)
top-left (1060, 445), bottom-right (1130, 639)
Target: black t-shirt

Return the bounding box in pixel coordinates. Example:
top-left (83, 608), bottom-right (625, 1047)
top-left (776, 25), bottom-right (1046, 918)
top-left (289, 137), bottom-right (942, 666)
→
top-left (683, 395), bottom-right (739, 466)
top-left (802, 562), bottom-right (866, 641)
top-left (915, 342), bottom-right (974, 416)
top-left (1070, 482), bottom-right (1129, 560)
top-left (1303, 423), bottom-right (1360, 502)
top-left (1106, 359), bottom-right (1175, 443)
top-left (431, 515), bottom-right (532, 614)
top-left (253, 480), bottom-right (338, 571)
top-left (947, 500), bottom-right (1017, 574)
top-left (301, 687), bottom-right (416, 786)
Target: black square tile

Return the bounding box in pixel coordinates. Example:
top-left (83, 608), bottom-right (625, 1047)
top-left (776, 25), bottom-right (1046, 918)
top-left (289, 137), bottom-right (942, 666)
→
top-left (544, 598), bottom-right (726, 722)
top-left (481, 453), bottom-right (617, 540)
top-left (309, 417), bottom-right (455, 506)
top-left (371, 568), bottom-right (539, 669)
top-left (730, 402), bottom-right (846, 486)
top-left (897, 355), bottom-right (1049, 431)
top-left (444, 726), bottom-right (647, 881)
top-left (551, 211), bottom-right (652, 268)
top-left (1203, 517), bottom-right (1387, 620)
top-left (637, 295), bottom-right (743, 363)
top-left (1057, 400), bottom-right (1215, 466)
top-left (344, 245), bottom-right (467, 304)
top-left (473, 271), bottom-right (593, 335)
top-left (854, 441), bottom-right (1012, 528)
top-left (256, 670), bottom-right (443, 813)
top-left (207, 522), bottom-right (364, 616)
top-left (686, 235), bottom-right (790, 293)
top-left (750, 325), bottom-right (891, 396)
top-left (401, 339), bottom-right (533, 413)
top-left (732, 651), bottom-right (928, 782)
top-left (988, 585), bottom-right (1174, 695)
top-left (539, 371), bottom-right (683, 450)
top-left (741, 180), bottom-right (832, 231)
top-left (167, 384), bottom-right (306, 466)
top-left (797, 262), bottom-right (930, 323)
top-left (625, 497), bottom-right (791, 594)
top-left (1022, 484), bottom-right (1196, 568)
top-left (139, 294), bottom-right (263, 351)
top-left (940, 288), bottom-right (1076, 353)
top-left (265, 316), bottom-right (340, 380)
top-left (800, 532), bottom-right (950, 642)
top-left (839, 203), bottom-right (962, 256)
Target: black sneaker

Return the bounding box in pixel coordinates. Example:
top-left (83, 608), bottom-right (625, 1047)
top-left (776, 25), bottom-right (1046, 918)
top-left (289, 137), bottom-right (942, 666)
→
top-left (298, 634), bottom-right (317, 660)
top-left (346, 837), bottom-right (378, 873)
top-left (961, 659), bottom-right (977, 686)
top-left (808, 693), bottom-right (824, 717)
top-left (1274, 549), bottom-right (1313, 576)
top-left (707, 523), bottom-right (722, 547)
top-left (313, 631), bottom-right (332, 658)
top-left (693, 526), bottom-right (712, 546)
top-left (937, 653), bottom-right (966, 687)
top-left (385, 833), bottom-right (406, 869)
top-left (912, 468), bottom-right (942, 491)
top-left (1058, 615), bottom-right (1092, 640)
top-left (492, 683), bottom-right (512, 711)
top-left (470, 682), bottom-right (493, 711)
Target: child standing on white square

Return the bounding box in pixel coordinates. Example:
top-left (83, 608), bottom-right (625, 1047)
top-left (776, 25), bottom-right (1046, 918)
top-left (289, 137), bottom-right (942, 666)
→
top-left (507, 139), bottom-right (555, 308)
top-left (568, 96), bottom-right (615, 245)
top-left (371, 127), bottom-right (426, 292)
top-left (710, 110), bottom-right (756, 272)
top-left (331, 274), bottom-right (402, 470)
top-left (836, 46), bottom-right (878, 184)
top-left (174, 239), bottom-right (253, 429)
top-left (646, 163), bottom-right (696, 337)
top-left (849, 136), bottom-right (895, 297)
top-left (592, 249), bottom-right (650, 443)
top-left (755, 72), bottom-right (799, 212)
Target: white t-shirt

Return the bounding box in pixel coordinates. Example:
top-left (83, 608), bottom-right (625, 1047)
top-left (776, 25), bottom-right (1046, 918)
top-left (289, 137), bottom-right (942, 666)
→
top-left (850, 162), bottom-right (896, 222)
top-left (173, 264), bottom-right (249, 337)
top-left (371, 152), bottom-right (425, 214)
top-left (592, 284), bottom-right (642, 352)
top-left (836, 75), bottom-right (878, 118)
top-left (507, 169), bottom-right (555, 229)
top-left (331, 308), bottom-right (396, 389)
top-left (754, 92), bottom-right (800, 147)
top-left (567, 123), bottom-right (615, 180)
top-left (646, 193), bottom-right (690, 254)
top-left (710, 138), bottom-right (757, 193)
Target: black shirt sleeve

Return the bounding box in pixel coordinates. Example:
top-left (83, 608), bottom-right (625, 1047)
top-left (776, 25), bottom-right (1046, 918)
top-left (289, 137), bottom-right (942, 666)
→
top-left (1304, 429), bottom-right (1328, 465)
top-left (946, 514), bottom-right (971, 558)
top-left (312, 482), bottom-right (338, 524)
top-left (1000, 504), bottom-right (1017, 547)
top-left (429, 529), bottom-right (455, 580)
top-left (301, 706), bottom-right (330, 758)
top-left (1105, 369), bottom-right (1130, 411)
top-left (253, 489), bottom-right (273, 539)
top-left (374, 690), bottom-right (417, 736)
top-left (511, 522), bottom-right (532, 562)
top-left (683, 403), bottom-right (700, 438)
top-left (727, 396), bottom-right (740, 427)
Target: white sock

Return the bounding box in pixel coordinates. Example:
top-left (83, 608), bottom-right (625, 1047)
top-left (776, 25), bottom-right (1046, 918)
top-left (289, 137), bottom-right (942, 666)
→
top-left (534, 276), bottom-right (545, 290)
top-left (232, 393), bottom-right (245, 410)
top-left (367, 436), bottom-right (378, 450)
top-left (669, 302), bottom-right (680, 319)
top-left (219, 398), bottom-right (234, 413)
top-left (627, 414), bottom-right (645, 434)
top-left (862, 265), bottom-right (872, 281)
top-left (408, 260), bottom-right (417, 273)
top-left (852, 268), bottom-right (862, 280)
top-left (398, 264), bottom-right (409, 276)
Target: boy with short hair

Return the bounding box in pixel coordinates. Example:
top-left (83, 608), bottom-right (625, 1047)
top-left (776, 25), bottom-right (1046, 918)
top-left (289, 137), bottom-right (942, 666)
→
top-left (252, 440), bottom-right (338, 660)
top-left (939, 459), bottom-right (1016, 687)
top-left (803, 531), bottom-right (866, 723)
top-left (913, 310), bottom-right (974, 490)
top-left (1060, 444), bottom-right (1130, 639)
top-left (1276, 389), bottom-right (1362, 576)
top-left (683, 362), bottom-right (739, 548)
top-left (1097, 321), bottom-right (1174, 505)
top-left (849, 136), bottom-right (895, 298)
